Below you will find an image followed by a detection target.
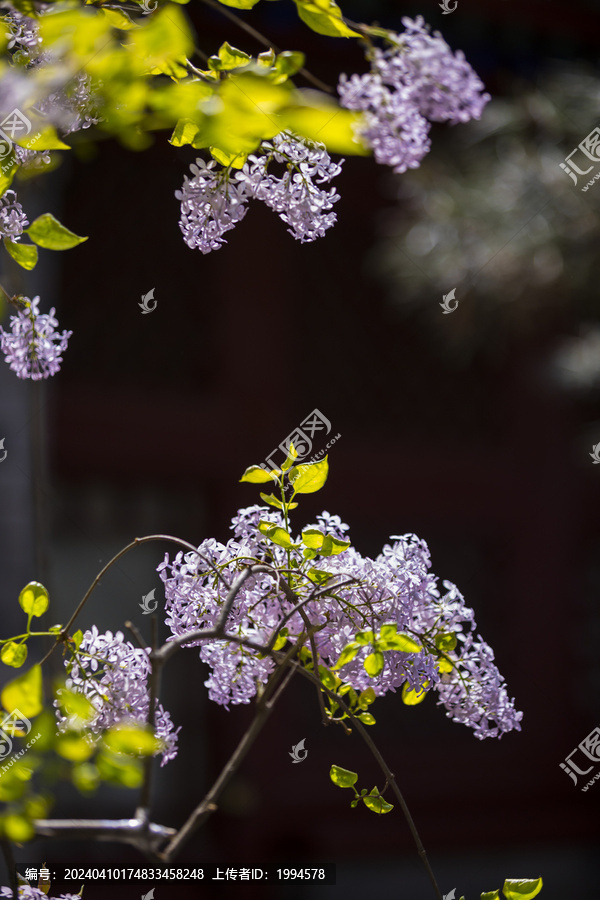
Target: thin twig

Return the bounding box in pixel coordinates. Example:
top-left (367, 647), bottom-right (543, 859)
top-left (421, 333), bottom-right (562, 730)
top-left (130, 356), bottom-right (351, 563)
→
top-left (160, 634), bottom-right (305, 860)
top-left (290, 662), bottom-right (443, 900)
top-left (38, 534), bottom-right (231, 667)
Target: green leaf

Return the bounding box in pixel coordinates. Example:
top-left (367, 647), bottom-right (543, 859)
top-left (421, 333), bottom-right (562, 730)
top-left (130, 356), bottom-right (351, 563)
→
top-left (274, 50), bottom-right (305, 79)
top-left (380, 632), bottom-right (422, 653)
top-left (281, 443), bottom-right (298, 472)
top-left (1, 642), bottom-right (28, 668)
top-left (481, 892), bottom-right (501, 900)
top-left (169, 117), bottom-right (205, 149)
top-left (128, 4), bottom-right (193, 68)
top-left (4, 238), bottom-right (38, 270)
top-left (209, 146), bottom-right (247, 168)
top-left (364, 651), bottom-right (384, 677)
top-left (358, 686), bottom-right (375, 708)
top-left (18, 581), bottom-right (49, 617)
top-left (288, 457), bottom-right (328, 494)
top-left (320, 534), bottom-right (350, 556)
top-left (317, 665), bottom-right (338, 690)
top-left (1, 664), bottom-right (42, 718)
top-left (401, 680), bottom-right (429, 706)
top-left (96, 751), bottom-right (143, 788)
top-left (258, 520), bottom-right (297, 548)
top-left (0, 159), bottom-right (17, 197)
top-left (331, 643), bottom-right (360, 670)
top-left (437, 657), bottom-right (454, 674)
top-left (16, 125), bottom-right (71, 152)
top-left (302, 528), bottom-right (325, 549)
top-left (101, 7), bottom-right (136, 29)
top-left (293, 0), bottom-right (359, 37)
top-left (282, 95), bottom-right (368, 155)
top-left (329, 764), bottom-right (358, 788)
top-left (240, 465), bottom-right (278, 483)
top-left (72, 762), bottom-right (100, 794)
top-left (307, 567), bottom-right (333, 585)
top-left (357, 711), bottom-right (375, 725)
top-left (215, 0), bottom-right (261, 7)
top-left (435, 632), bottom-right (457, 652)
top-left (71, 630), bottom-right (84, 650)
top-left (502, 878), bottom-right (543, 900)
top-left (26, 214), bottom-right (88, 250)
top-left (271, 628), bottom-right (289, 651)
top-left (362, 787), bottom-right (393, 814)
top-left (355, 630), bottom-right (374, 646)
top-left (54, 687), bottom-right (95, 725)
top-left (1, 813), bottom-right (35, 842)
top-left (209, 42), bottom-right (252, 72)
top-left (56, 732), bottom-right (95, 762)
top-left (102, 724), bottom-right (160, 756)
top-left (260, 492), bottom-right (298, 511)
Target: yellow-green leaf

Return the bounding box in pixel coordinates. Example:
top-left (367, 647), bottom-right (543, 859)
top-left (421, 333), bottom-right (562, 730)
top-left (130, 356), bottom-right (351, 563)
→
top-left (27, 214), bottom-right (87, 250)
top-left (1, 664), bottom-right (42, 718)
top-left (481, 892), bottom-right (501, 900)
top-left (2, 813), bottom-right (35, 842)
top-left (209, 146), bottom-right (247, 168)
top-left (288, 457), bottom-right (328, 494)
top-left (102, 724), bottom-right (160, 756)
top-left (302, 528), bottom-right (325, 549)
top-left (240, 465), bottom-right (278, 483)
top-left (401, 680), bottom-right (430, 706)
top-left (363, 788), bottom-right (393, 814)
top-left (4, 238), bottom-right (38, 270)
top-left (502, 878), bottom-right (543, 900)
top-left (18, 581), bottom-right (49, 617)
top-left (1, 642), bottom-right (28, 668)
top-left (364, 651), bottom-right (384, 677)
top-left (331, 643), bottom-right (360, 670)
top-left (293, 0), bottom-right (359, 38)
top-left (56, 732), bottom-right (95, 762)
top-left (329, 764), bottom-right (357, 788)
top-left (215, 0), bottom-right (261, 7)
top-left (102, 7), bottom-right (137, 29)
top-left (282, 94), bottom-right (368, 155)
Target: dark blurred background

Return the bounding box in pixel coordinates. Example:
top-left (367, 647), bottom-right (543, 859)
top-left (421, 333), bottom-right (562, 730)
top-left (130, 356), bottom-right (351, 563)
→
top-left (1, 0), bottom-right (599, 897)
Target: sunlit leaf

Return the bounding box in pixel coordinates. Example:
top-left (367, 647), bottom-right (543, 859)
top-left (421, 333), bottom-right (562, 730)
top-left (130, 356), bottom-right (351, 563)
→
top-left (1, 642), bottom-right (28, 668)
top-left (240, 465), bottom-right (277, 483)
top-left (401, 680), bottom-right (430, 706)
top-left (18, 581), bottom-right (49, 617)
top-left (502, 878), bottom-right (543, 900)
top-left (288, 457), bottom-right (328, 494)
top-left (27, 214), bottom-right (87, 250)
top-left (329, 764), bottom-right (357, 788)
top-left (364, 651), bottom-right (384, 677)
top-left (362, 787), bottom-right (393, 814)
top-left (4, 238), bottom-right (38, 270)
top-left (293, 0), bottom-right (359, 38)
top-left (1, 664), bottom-right (42, 718)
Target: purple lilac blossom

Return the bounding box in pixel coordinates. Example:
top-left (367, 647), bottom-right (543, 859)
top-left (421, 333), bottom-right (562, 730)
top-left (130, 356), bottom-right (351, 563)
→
top-left (0, 889), bottom-right (81, 899)
top-left (177, 133), bottom-right (343, 254)
top-left (56, 626), bottom-right (179, 765)
top-left (338, 16), bottom-right (490, 172)
top-left (0, 189), bottom-right (28, 237)
top-left (0, 295), bottom-right (72, 380)
top-left (236, 132), bottom-right (343, 243)
top-left (157, 505), bottom-right (522, 739)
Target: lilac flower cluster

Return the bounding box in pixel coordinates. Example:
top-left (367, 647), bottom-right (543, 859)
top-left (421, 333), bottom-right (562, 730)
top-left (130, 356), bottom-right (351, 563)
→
top-left (57, 626), bottom-right (179, 765)
top-left (176, 132), bottom-right (343, 254)
top-left (0, 189), bottom-right (28, 237)
top-left (157, 505), bottom-right (522, 739)
top-left (338, 16), bottom-right (490, 173)
top-left (0, 295), bottom-right (72, 380)
top-left (0, 888), bottom-right (81, 900)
